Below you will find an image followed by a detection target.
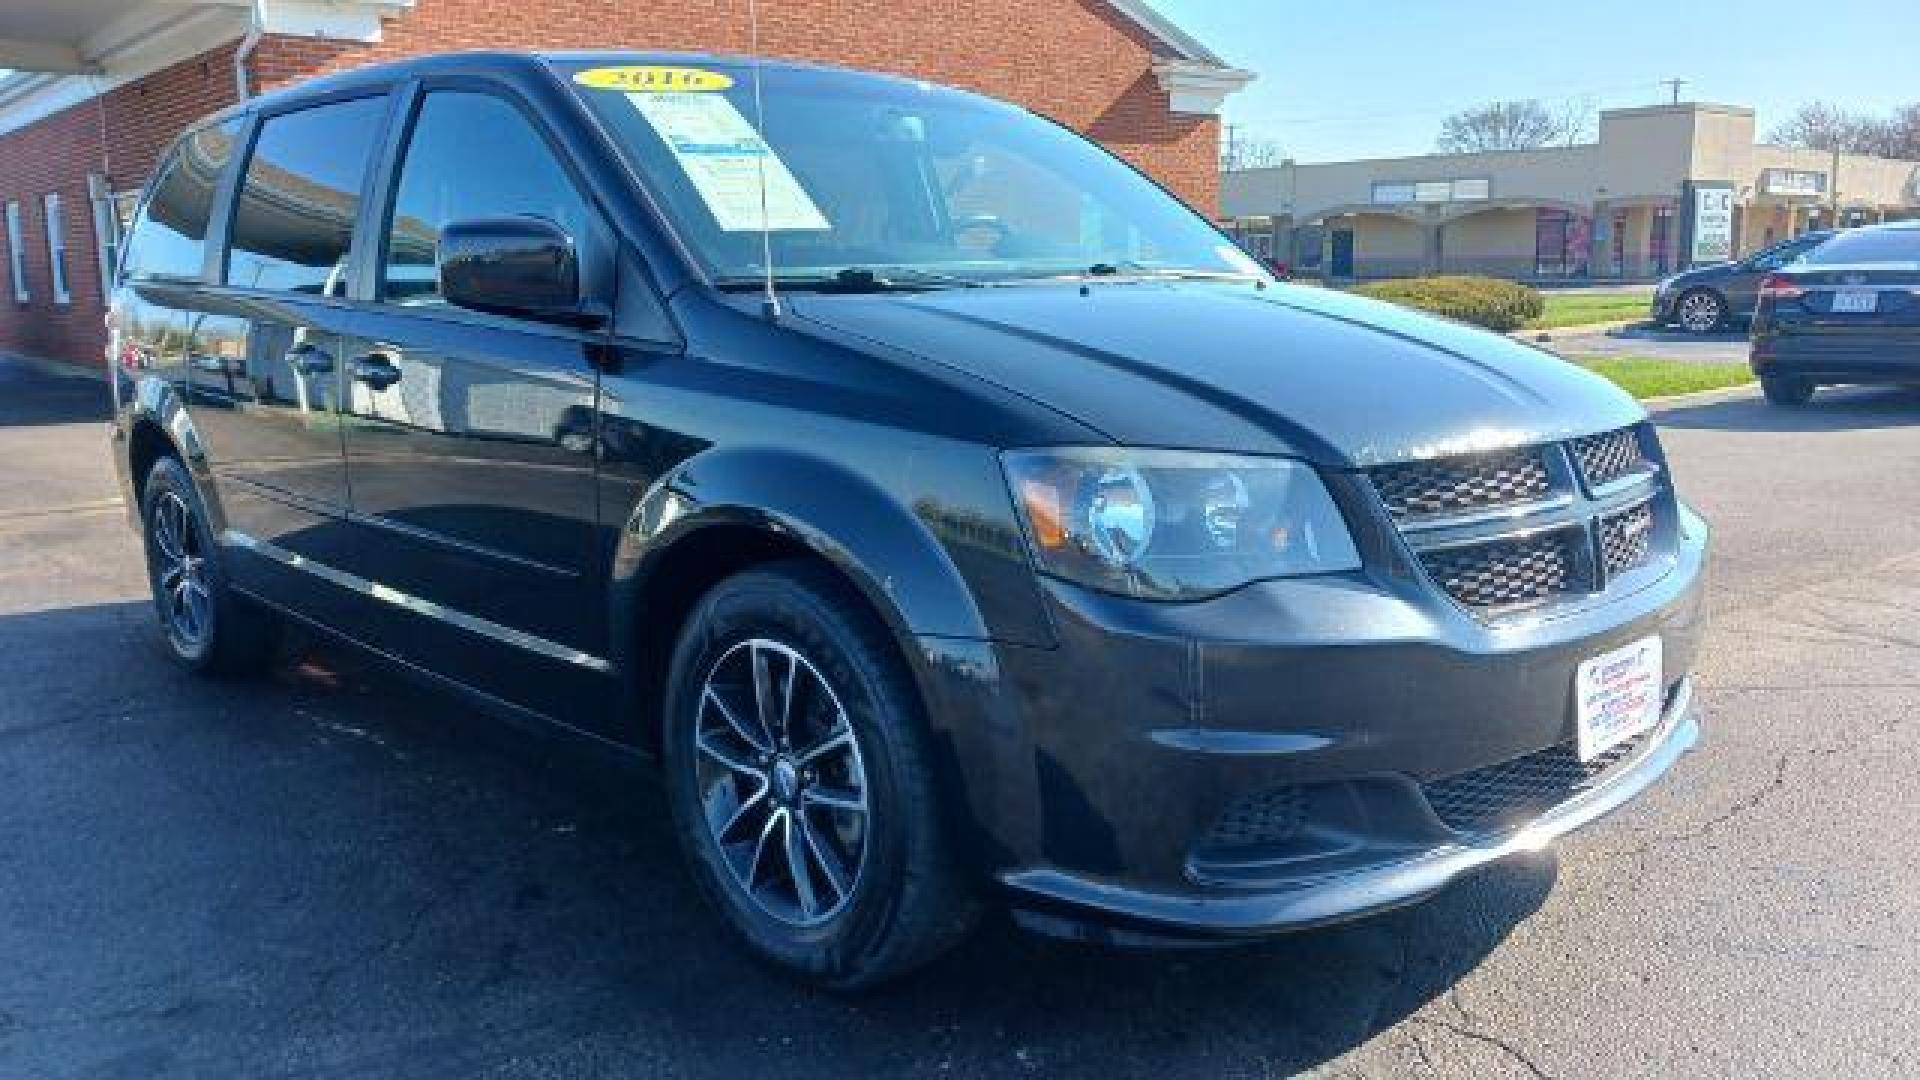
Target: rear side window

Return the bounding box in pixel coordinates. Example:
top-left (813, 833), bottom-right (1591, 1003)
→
top-left (121, 121), bottom-right (238, 283)
top-left (1803, 228), bottom-right (1920, 265)
top-left (226, 96), bottom-right (388, 295)
top-left (381, 91), bottom-right (593, 305)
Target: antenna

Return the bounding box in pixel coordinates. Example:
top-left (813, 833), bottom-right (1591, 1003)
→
top-left (747, 0), bottom-right (780, 320)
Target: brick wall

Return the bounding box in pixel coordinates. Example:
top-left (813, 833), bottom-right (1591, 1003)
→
top-left (0, 0), bottom-right (1217, 366)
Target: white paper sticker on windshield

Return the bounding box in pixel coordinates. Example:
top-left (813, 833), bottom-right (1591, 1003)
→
top-left (627, 92), bottom-right (829, 233)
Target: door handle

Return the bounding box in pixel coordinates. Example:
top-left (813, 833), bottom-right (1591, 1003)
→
top-left (285, 342), bottom-right (334, 375)
top-left (350, 351), bottom-right (403, 390)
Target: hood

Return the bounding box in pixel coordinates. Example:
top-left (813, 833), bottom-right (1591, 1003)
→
top-left (789, 280), bottom-right (1642, 469)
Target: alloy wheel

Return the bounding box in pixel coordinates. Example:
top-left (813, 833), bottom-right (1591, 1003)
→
top-left (151, 489), bottom-right (213, 648)
top-left (693, 638), bottom-right (869, 928)
top-left (1677, 292), bottom-right (1722, 333)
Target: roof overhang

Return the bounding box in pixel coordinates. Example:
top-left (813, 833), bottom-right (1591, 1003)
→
top-left (1103, 0), bottom-right (1254, 116)
top-left (0, 1), bottom-right (411, 137)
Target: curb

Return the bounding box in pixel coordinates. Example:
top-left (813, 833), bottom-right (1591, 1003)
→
top-left (1642, 381), bottom-right (1759, 409)
top-left (1511, 318), bottom-right (1648, 344)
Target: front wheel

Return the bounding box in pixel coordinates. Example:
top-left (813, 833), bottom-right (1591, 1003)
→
top-left (1761, 375), bottom-right (1816, 406)
top-left (662, 563), bottom-right (977, 989)
top-left (1674, 289), bottom-right (1726, 334)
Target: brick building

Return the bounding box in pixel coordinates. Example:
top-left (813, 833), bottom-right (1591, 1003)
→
top-left (0, 0), bottom-right (1250, 367)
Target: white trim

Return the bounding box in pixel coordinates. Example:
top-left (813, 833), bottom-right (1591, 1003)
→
top-left (87, 173), bottom-right (121, 300)
top-left (43, 191), bottom-right (71, 304)
top-left (4, 202), bottom-right (26, 303)
top-left (1151, 59), bottom-right (1255, 117)
top-left (0, 1), bottom-right (414, 138)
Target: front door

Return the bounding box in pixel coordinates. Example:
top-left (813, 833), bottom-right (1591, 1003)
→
top-left (335, 85), bottom-right (609, 719)
top-left (1330, 228), bottom-right (1355, 277)
top-left (185, 95), bottom-right (391, 602)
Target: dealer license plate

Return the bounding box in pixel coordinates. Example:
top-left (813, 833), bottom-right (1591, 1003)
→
top-left (1831, 289), bottom-right (1878, 313)
top-left (1574, 636), bottom-right (1663, 761)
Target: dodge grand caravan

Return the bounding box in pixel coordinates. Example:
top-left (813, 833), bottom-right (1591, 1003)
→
top-left (108, 51), bottom-right (1709, 988)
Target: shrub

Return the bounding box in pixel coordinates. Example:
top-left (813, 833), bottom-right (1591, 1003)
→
top-left (1350, 276), bottom-right (1546, 333)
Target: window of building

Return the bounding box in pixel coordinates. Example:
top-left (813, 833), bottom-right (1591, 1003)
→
top-left (5, 202), bottom-right (26, 302)
top-left (122, 121), bottom-right (239, 283)
top-left (382, 91), bottom-right (592, 305)
top-left (43, 192), bottom-right (71, 304)
top-left (88, 174), bottom-right (123, 297)
top-left (226, 96), bottom-right (388, 295)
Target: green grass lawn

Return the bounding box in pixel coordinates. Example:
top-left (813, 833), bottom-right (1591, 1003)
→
top-left (1527, 291), bottom-right (1655, 330)
top-left (1575, 356), bottom-right (1754, 399)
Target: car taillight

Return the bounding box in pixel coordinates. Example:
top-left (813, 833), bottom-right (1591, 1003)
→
top-left (1758, 273), bottom-right (1805, 301)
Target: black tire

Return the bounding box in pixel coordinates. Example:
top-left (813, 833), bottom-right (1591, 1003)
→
top-left (662, 562), bottom-right (978, 989)
top-left (1674, 288), bottom-right (1726, 334)
top-left (139, 457), bottom-right (281, 675)
top-left (1761, 375), bottom-right (1816, 407)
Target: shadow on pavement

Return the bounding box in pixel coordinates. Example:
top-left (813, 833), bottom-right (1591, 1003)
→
top-left (0, 599), bottom-right (1554, 1078)
top-left (1655, 385), bottom-right (1920, 433)
top-left (0, 355), bottom-right (110, 428)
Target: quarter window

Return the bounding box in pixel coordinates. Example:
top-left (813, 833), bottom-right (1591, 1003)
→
top-left (121, 121), bottom-right (238, 283)
top-left (226, 96), bottom-right (387, 295)
top-left (43, 192), bottom-right (71, 304)
top-left (382, 91), bottom-right (592, 305)
top-left (5, 202), bottom-right (26, 302)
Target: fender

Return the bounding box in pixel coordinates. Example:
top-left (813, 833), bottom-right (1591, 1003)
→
top-left (117, 372), bottom-right (232, 536)
top-left (608, 446), bottom-right (995, 656)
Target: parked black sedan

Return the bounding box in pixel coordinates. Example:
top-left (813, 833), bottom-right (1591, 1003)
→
top-left (1652, 229), bottom-right (1834, 333)
top-left (1751, 221), bottom-right (1920, 405)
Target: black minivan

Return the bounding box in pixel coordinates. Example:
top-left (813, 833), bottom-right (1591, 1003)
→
top-left (109, 51), bottom-right (1709, 987)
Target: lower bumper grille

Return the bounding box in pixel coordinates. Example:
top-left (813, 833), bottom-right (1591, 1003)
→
top-left (1421, 728), bottom-right (1655, 835)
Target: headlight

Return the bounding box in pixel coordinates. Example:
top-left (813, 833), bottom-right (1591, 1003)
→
top-left (1003, 448), bottom-right (1360, 600)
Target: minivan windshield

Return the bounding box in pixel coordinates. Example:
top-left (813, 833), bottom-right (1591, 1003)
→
top-left (561, 58), bottom-right (1260, 287)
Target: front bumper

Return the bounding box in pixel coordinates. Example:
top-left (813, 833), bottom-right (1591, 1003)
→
top-left (915, 505), bottom-right (1708, 942)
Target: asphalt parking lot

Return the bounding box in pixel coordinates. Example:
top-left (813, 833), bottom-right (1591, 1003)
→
top-left (3, 356), bottom-right (1918, 1078)
top-left (1545, 324), bottom-right (1750, 364)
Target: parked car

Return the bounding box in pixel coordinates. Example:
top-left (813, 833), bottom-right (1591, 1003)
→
top-left (1750, 220), bottom-right (1920, 405)
top-left (108, 51), bottom-right (1709, 988)
top-left (1652, 229), bottom-right (1834, 333)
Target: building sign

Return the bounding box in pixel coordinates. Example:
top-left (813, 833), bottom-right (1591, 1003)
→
top-left (1687, 182), bottom-right (1735, 264)
top-left (1760, 168), bottom-right (1827, 197)
top-left (1370, 178), bottom-right (1491, 205)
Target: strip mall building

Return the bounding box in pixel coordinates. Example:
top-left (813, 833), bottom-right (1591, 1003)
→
top-left (0, 0), bottom-right (1250, 368)
top-left (1223, 102), bottom-right (1920, 281)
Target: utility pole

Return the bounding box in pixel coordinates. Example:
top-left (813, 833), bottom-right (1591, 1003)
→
top-left (1830, 143), bottom-right (1842, 227)
top-left (1661, 78), bottom-right (1686, 105)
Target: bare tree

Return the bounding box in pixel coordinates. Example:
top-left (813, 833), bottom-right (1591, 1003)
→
top-left (1553, 95), bottom-right (1598, 148)
top-left (1880, 102), bottom-right (1920, 160)
top-left (1221, 131), bottom-right (1287, 172)
top-left (1435, 100), bottom-right (1574, 153)
top-left (1770, 101), bottom-right (1885, 154)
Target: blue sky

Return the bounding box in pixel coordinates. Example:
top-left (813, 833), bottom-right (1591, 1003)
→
top-left (1140, 0), bottom-right (1918, 162)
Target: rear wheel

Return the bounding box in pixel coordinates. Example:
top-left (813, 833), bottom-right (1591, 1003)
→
top-left (1674, 289), bottom-right (1726, 334)
top-left (662, 563), bottom-right (977, 989)
top-left (140, 457), bottom-right (281, 675)
top-left (1761, 375), bottom-right (1816, 406)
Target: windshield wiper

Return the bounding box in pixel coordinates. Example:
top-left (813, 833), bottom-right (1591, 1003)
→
top-left (1081, 260), bottom-right (1262, 282)
top-left (714, 267), bottom-right (981, 293)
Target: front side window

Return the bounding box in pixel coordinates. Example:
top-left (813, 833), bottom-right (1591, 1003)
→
top-left (226, 96), bottom-right (388, 295)
top-left (4, 202), bottom-right (25, 302)
top-left (382, 91), bottom-right (593, 305)
top-left (121, 121), bottom-right (238, 284)
top-left (43, 192), bottom-right (70, 304)
top-left (564, 60), bottom-right (1254, 287)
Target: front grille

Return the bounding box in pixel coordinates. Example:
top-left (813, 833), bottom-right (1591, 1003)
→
top-left (1421, 729), bottom-right (1655, 835)
top-left (1570, 426), bottom-right (1647, 489)
top-left (1369, 448), bottom-right (1551, 519)
top-left (1599, 502), bottom-right (1654, 576)
top-left (1419, 532), bottom-right (1577, 610)
top-left (1200, 784), bottom-right (1306, 850)
top-left (1367, 426), bottom-right (1671, 619)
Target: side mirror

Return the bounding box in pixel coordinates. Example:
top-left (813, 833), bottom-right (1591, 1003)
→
top-left (438, 216), bottom-right (602, 329)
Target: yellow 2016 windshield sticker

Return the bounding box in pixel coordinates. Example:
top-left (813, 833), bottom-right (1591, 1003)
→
top-left (573, 66), bottom-right (734, 92)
